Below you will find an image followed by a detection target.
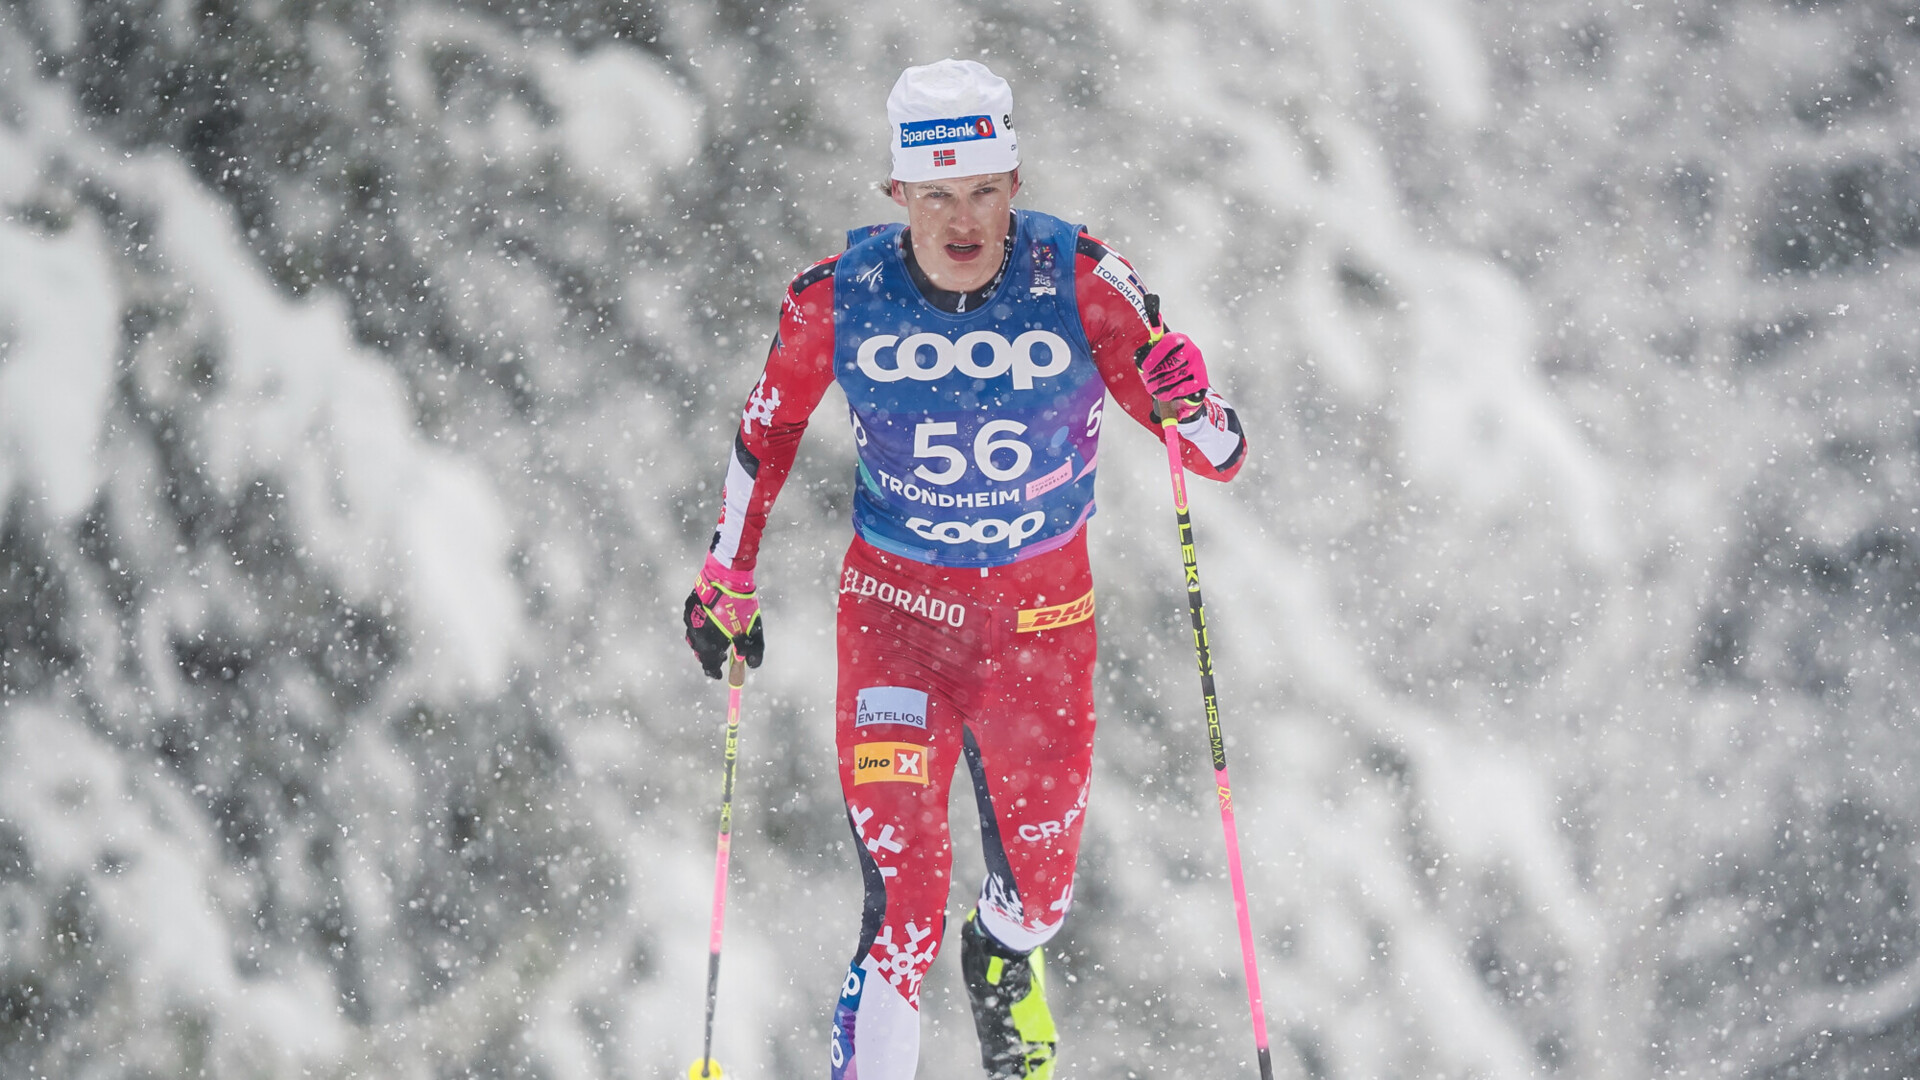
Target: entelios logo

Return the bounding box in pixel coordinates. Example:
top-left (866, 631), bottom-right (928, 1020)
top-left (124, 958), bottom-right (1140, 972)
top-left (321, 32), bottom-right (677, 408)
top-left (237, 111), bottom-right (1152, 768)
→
top-left (856, 330), bottom-right (1072, 390)
top-left (905, 511), bottom-right (1046, 549)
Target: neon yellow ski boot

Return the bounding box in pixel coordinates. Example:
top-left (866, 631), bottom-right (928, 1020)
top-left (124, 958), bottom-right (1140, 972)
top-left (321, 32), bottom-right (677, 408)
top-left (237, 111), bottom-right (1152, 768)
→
top-left (961, 911), bottom-right (1057, 1080)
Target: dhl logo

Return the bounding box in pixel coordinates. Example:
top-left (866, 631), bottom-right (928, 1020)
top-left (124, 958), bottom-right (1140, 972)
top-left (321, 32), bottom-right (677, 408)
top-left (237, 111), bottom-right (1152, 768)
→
top-left (1016, 589), bottom-right (1095, 633)
top-left (852, 742), bottom-right (931, 786)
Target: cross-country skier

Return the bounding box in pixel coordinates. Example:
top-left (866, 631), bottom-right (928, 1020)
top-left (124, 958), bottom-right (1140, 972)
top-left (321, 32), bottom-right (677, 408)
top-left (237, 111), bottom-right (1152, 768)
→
top-left (682, 58), bottom-right (1247, 1080)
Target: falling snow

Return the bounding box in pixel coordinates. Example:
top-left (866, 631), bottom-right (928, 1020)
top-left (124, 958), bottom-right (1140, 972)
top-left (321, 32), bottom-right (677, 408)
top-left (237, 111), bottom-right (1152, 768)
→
top-left (3, 2), bottom-right (1919, 1079)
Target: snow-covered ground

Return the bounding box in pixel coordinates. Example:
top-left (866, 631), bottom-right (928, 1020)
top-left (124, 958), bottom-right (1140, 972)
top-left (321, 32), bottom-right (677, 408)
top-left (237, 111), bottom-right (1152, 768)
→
top-left (3, 1), bottom-right (1917, 1077)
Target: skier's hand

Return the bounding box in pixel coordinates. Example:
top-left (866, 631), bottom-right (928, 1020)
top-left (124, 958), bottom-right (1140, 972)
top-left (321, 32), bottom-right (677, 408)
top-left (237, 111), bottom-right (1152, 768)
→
top-left (1133, 331), bottom-right (1210, 416)
top-left (684, 555), bottom-right (765, 679)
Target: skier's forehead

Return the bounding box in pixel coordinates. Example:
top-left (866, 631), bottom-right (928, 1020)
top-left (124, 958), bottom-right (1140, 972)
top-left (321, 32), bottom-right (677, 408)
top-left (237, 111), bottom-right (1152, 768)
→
top-left (905, 172), bottom-right (1013, 195)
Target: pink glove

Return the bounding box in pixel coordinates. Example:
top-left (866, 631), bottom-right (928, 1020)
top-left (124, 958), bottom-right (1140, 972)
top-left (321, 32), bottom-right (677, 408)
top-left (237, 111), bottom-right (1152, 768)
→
top-left (1133, 331), bottom-right (1210, 405)
top-left (684, 554), bottom-right (763, 678)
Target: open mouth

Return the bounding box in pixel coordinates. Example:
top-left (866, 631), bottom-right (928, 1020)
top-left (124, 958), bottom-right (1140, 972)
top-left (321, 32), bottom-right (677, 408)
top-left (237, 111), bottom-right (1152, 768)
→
top-left (944, 242), bottom-right (984, 260)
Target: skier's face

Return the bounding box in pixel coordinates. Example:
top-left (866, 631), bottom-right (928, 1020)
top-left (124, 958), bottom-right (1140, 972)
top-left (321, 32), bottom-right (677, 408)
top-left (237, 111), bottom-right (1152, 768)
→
top-left (891, 170), bottom-right (1021, 293)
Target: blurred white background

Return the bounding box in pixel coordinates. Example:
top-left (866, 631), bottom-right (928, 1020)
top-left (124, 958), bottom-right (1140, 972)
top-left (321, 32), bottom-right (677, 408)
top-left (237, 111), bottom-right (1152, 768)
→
top-left (4, 1), bottom-right (1918, 1077)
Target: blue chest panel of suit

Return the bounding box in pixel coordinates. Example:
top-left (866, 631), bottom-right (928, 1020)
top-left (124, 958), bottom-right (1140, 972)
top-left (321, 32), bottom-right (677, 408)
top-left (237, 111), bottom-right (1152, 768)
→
top-left (833, 210), bottom-right (1105, 569)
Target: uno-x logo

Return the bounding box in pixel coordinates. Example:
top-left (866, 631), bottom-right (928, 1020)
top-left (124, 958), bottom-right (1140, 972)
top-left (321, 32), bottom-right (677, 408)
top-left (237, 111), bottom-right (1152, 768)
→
top-left (906, 511), bottom-right (1045, 549)
top-left (856, 330), bottom-right (1072, 390)
top-left (853, 742), bottom-right (930, 786)
top-left (1017, 589), bottom-right (1094, 633)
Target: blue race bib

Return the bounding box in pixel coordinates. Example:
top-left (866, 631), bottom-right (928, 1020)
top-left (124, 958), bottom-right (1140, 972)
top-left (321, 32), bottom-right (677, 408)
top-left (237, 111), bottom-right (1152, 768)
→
top-left (834, 211), bottom-right (1106, 568)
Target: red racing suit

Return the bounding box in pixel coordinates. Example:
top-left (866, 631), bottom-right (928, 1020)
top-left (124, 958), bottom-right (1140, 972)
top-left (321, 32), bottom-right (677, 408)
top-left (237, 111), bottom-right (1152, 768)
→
top-left (702, 221), bottom-right (1246, 1080)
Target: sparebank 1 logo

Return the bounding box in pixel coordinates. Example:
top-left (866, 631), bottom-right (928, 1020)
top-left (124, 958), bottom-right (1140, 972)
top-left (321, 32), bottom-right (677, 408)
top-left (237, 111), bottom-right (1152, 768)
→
top-left (897, 114), bottom-right (996, 146)
top-left (856, 330), bottom-right (1072, 390)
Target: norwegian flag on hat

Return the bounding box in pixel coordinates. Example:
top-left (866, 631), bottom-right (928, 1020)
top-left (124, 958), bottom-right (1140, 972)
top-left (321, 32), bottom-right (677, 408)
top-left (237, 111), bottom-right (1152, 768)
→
top-left (933, 148), bottom-right (957, 167)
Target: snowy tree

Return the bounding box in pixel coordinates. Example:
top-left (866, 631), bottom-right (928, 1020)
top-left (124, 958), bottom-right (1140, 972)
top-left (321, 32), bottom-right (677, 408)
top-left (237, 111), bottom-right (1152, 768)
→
top-left (4, 0), bottom-right (1918, 1077)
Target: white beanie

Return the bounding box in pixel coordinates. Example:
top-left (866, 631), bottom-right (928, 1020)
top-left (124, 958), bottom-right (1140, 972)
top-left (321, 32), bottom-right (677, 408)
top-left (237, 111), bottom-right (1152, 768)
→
top-left (887, 59), bottom-right (1020, 183)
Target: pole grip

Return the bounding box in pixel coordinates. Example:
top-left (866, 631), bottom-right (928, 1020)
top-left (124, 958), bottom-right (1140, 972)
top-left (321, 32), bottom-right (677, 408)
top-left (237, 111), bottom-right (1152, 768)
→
top-left (1143, 293), bottom-right (1206, 424)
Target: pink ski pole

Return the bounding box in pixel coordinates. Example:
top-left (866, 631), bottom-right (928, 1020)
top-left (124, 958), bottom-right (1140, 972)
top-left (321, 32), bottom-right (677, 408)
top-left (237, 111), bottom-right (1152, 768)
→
top-left (689, 654), bottom-right (746, 1080)
top-left (1145, 295), bottom-right (1276, 1080)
